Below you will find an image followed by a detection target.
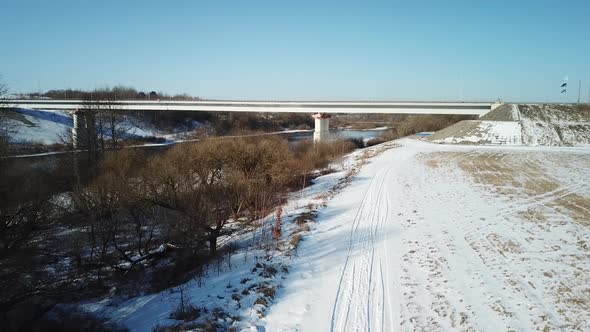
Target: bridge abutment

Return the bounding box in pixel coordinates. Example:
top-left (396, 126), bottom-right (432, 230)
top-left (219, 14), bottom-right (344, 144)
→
top-left (480, 100), bottom-right (503, 118)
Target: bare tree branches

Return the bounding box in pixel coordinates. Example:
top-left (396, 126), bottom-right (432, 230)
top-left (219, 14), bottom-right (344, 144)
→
top-left (0, 78), bottom-right (15, 161)
top-left (0, 79), bottom-right (7, 98)
top-left (0, 133), bottom-right (358, 329)
top-left (78, 90), bottom-right (131, 152)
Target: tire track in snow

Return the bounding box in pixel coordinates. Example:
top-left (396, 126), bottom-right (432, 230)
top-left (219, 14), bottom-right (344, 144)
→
top-left (330, 165), bottom-right (393, 332)
top-left (329, 171), bottom-right (377, 332)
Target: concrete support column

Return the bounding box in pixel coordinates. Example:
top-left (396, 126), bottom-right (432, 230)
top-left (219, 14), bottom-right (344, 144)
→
top-left (72, 109), bottom-right (96, 150)
top-left (312, 113), bottom-right (331, 142)
top-left (72, 110), bottom-right (82, 149)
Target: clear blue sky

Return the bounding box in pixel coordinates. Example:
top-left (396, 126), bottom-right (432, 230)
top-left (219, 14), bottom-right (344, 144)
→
top-left (1, 0), bottom-right (589, 101)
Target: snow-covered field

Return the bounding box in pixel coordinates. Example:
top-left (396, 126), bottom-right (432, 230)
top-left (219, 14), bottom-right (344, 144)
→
top-left (265, 139), bottom-right (590, 331)
top-left (85, 138), bottom-right (590, 331)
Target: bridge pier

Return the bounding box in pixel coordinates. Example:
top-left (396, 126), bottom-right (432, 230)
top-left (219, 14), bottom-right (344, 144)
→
top-left (72, 109), bottom-right (96, 150)
top-left (312, 113), bottom-right (331, 142)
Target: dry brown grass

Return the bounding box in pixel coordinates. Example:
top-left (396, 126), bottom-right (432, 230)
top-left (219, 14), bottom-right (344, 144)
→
top-left (487, 233), bottom-right (522, 255)
top-left (518, 206), bottom-right (547, 223)
top-left (422, 157), bottom-right (442, 169)
top-left (420, 148), bottom-right (590, 328)
top-left (421, 151), bottom-right (590, 226)
top-left (258, 284), bottom-right (277, 299)
top-left (289, 234), bottom-right (303, 248)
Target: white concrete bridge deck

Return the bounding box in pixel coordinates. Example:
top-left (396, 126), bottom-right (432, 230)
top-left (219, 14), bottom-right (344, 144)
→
top-left (1, 99), bottom-right (495, 116)
top-left (1, 99), bottom-right (498, 144)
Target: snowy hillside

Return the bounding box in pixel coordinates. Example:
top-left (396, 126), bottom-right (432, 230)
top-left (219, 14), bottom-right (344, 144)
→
top-left (429, 103), bottom-right (590, 147)
top-left (519, 104), bottom-right (590, 146)
top-left (2, 108), bottom-right (206, 145)
top-left (428, 120), bottom-right (522, 145)
top-left (4, 109), bottom-right (73, 144)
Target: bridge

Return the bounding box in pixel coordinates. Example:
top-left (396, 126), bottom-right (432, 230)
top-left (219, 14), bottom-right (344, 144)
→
top-left (1, 99), bottom-right (499, 144)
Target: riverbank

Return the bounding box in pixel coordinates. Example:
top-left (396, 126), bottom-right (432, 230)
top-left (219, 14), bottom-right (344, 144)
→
top-left (82, 139), bottom-right (399, 331)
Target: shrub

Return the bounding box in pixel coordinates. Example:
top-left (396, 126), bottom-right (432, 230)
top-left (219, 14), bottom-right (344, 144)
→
top-left (290, 234), bottom-right (303, 248)
top-left (258, 284), bottom-right (277, 299)
top-left (170, 303), bottom-right (201, 322)
top-left (6, 306), bottom-right (129, 332)
top-left (346, 137), bottom-right (366, 149)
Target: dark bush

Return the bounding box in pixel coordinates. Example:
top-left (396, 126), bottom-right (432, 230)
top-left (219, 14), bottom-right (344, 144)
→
top-left (3, 306), bottom-right (128, 332)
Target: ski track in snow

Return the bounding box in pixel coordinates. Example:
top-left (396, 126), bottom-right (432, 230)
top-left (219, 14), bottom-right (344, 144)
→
top-left (265, 139), bottom-right (590, 332)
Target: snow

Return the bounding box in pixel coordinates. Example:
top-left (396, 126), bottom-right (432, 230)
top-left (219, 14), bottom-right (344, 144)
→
top-left (9, 109), bottom-right (72, 144)
top-left (3, 108), bottom-right (208, 146)
top-left (265, 139), bottom-right (590, 331)
top-left (509, 104), bottom-right (520, 121)
top-left (477, 121), bottom-right (522, 145)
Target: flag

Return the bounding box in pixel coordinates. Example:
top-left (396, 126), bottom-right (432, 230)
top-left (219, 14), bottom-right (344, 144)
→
top-left (561, 76), bottom-right (568, 94)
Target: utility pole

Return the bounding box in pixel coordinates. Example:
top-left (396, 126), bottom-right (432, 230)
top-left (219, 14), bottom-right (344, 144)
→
top-left (578, 80), bottom-right (581, 104)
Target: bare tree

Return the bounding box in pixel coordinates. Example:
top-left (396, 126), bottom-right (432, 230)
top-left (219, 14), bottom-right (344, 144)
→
top-left (0, 78), bottom-right (6, 98)
top-left (143, 141), bottom-right (229, 256)
top-left (0, 195), bottom-right (71, 329)
top-left (0, 78), bottom-right (15, 161)
top-left (80, 89), bottom-right (131, 152)
top-left (96, 90), bottom-right (129, 149)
